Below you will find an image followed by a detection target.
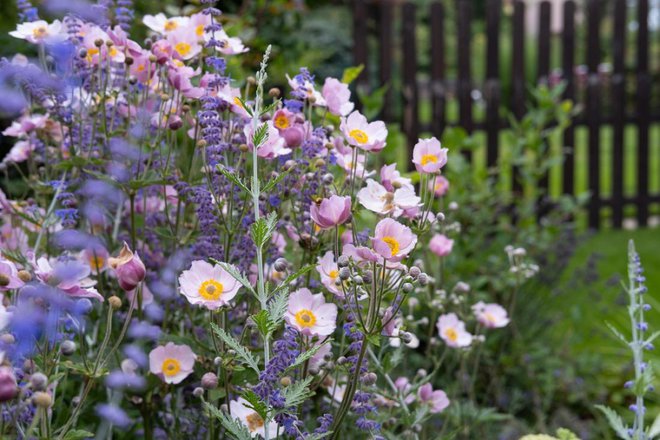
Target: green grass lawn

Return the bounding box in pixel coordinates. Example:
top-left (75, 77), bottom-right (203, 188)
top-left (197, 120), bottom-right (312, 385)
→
top-left (546, 228), bottom-right (660, 411)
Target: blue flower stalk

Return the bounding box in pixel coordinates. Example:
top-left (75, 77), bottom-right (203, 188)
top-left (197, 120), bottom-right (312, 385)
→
top-left (597, 240), bottom-right (656, 440)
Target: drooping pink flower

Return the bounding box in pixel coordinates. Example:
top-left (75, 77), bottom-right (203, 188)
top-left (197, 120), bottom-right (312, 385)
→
top-left (322, 77), bottom-right (354, 116)
top-left (340, 111), bottom-right (387, 151)
top-left (357, 179), bottom-right (421, 217)
top-left (316, 251), bottom-right (343, 296)
top-left (372, 218), bottom-right (417, 262)
top-left (436, 313), bottom-right (473, 348)
top-left (2, 140), bottom-right (34, 165)
top-left (380, 163), bottom-right (412, 192)
top-left (417, 383), bottom-right (450, 413)
top-left (149, 342), bottom-right (196, 384)
top-left (272, 109), bottom-right (306, 148)
top-left (335, 151), bottom-right (373, 178)
top-left (284, 288), bottom-right (337, 337)
top-left (0, 366), bottom-right (18, 402)
top-left (167, 64), bottom-right (203, 99)
top-left (35, 257), bottom-right (103, 301)
top-left (429, 234), bottom-right (454, 257)
top-left (0, 259), bottom-right (24, 291)
top-left (230, 397), bottom-right (279, 437)
top-left (108, 243), bottom-right (146, 292)
top-left (472, 301), bottom-right (510, 328)
top-left (244, 121), bottom-right (291, 159)
top-left (178, 260), bottom-right (241, 310)
top-left (310, 195), bottom-right (351, 230)
top-left (430, 175), bottom-right (450, 197)
top-left (412, 137), bottom-right (448, 174)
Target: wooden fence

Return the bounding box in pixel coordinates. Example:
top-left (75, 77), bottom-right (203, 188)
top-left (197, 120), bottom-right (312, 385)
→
top-left (351, 0), bottom-right (660, 229)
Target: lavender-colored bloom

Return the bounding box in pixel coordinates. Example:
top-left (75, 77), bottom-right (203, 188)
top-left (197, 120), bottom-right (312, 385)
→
top-left (96, 404), bottom-right (132, 428)
top-left (127, 320), bottom-right (161, 341)
top-left (105, 370), bottom-right (146, 391)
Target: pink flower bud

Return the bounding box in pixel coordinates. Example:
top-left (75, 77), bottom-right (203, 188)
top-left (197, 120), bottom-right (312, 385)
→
top-left (429, 234), bottom-right (454, 257)
top-left (109, 243), bottom-right (146, 291)
top-left (0, 366), bottom-right (18, 402)
top-left (310, 195), bottom-right (351, 230)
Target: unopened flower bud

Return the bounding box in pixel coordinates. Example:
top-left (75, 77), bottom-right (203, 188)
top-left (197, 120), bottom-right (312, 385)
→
top-left (336, 356), bottom-right (347, 365)
top-left (193, 387), bottom-right (204, 398)
top-left (124, 56), bottom-right (134, 66)
top-left (308, 367), bottom-right (319, 376)
top-left (314, 158), bottom-right (325, 168)
top-left (17, 270), bottom-right (32, 282)
top-left (268, 88), bottom-right (280, 98)
top-left (408, 266), bottom-right (421, 278)
top-left (169, 119), bottom-right (183, 131)
top-left (0, 367), bottom-right (17, 402)
top-left (416, 369), bottom-right (427, 378)
top-left (361, 372), bottom-right (377, 385)
top-left (247, 76), bottom-right (256, 85)
top-left (454, 281), bottom-right (470, 293)
top-left (280, 376), bottom-right (292, 387)
top-left (436, 212), bottom-right (445, 222)
top-left (214, 357), bottom-right (222, 366)
top-left (30, 373), bottom-right (48, 391)
top-left (94, 39), bottom-right (104, 47)
top-left (32, 391), bottom-right (52, 407)
top-left (337, 256), bottom-right (349, 268)
top-left (352, 275), bottom-right (363, 285)
top-left (362, 270), bottom-right (373, 284)
top-left (339, 267), bottom-right (351, 280)
top-left (78, 49), bottom-right (87, 58)
top-left (399, 331), bottom-right (413, 344)
top-left (108, 296), bottom-right (122, 310)
top-left (0, 275), bottom-right (9, 287)
top-left (322, 173), bottom-right (334, 185)
top-left (201, 372), bottom-right (218, 389)
top-left (197, 139), bottom-right (208, 148)
top-left (60, 340), bottom-right (76, 356)
top-left (108, 243), bottom-right (146, 291)
top-left (402, 283), bottom-right (413, 293)
top-left (273, 258), bottom-right (288, 273)
top-left (417, 273), bottom-right (429, 286)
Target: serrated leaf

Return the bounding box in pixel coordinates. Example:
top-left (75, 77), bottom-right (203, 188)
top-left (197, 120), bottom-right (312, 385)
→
top-left (252, 122), bottom-right (269, 148)
top-left (205, 403), bottom-right (253, 440)
top-left (595, 405), bottom-right (631, 440)
top-left (271, 265), bottom-right (314, 295)
top-left (216, 165), bottom-right (251, 194)
top-left (251, 212), bottom-right (278, 250)
top-left (63, 430), bottom-right (95, 440)
top-left (262, 167), bottom-right (292, 193)
top-left (241, 390), bottom-right (269, 420)
top-left (260, 99), bottom-right (280, 117)
top-left (605, 322), bottom-right (629, 346)
top-left (282, 376), bottom-right (315, 407)
top-left (287, 343), bottom-right (325, 372)
top-left (210, 322), bottom-right (260, 374)
top-left (251, 310), bottom-right (274, 337)
top-left (341, 65), bottom-right (364, 84)
top-left (210, 260), bottom-right (257, 298)
top-left (645, 330), bottom-right (660, 345)
top-left (267, 289), bottom-right (289, 327)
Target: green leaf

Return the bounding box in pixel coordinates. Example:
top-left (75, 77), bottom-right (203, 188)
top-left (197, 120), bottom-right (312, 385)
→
top-left (282, 376), bottom-right (315, 407)
top-left (260, 99), bottom-right (280, 117)
top-left (604, 322), bottom-right (629, 346)
top-left (287, 343), bottom-right (326, 372)
top-left (271, 265), bottom-right (314, 295)
top-left (210, 260), bottom-right (257, 298)
top-left (252, 122), bottom-right (270, 148)
top-left (267, 288), bottom-right (290, 327)
top-left (262, 168), bottom-right (292, 193)
top-left (645, 330), bottom-right (660, 345)
top-left (556, 428), bottom-right (580, 440)
top-left (205, 403), bottom-right (253, 440)
top-left (251, 310), bottom-right (274, 337)
top-left (241, 390), bottom-right (269, 420)
top-left (234, 96), bottom-right (253, 117)
top-left (341, 65), bottom-right (364, 84)
top-left (63, 430), bottom-right (95, 440)
top-left (216, 165), bottom-right (251, 194)
top-left (649, 411), bottom-right (660, 438)
top-left (251, 212), bottom-right (278, 250)
top-left (210, 323), bottom-right (260, 374)
top-left (595, 405), bottom-right (631, 440)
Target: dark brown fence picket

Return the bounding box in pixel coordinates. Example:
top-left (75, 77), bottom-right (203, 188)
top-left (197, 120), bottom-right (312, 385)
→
top-left (351, 0), bottom-right (659, 229)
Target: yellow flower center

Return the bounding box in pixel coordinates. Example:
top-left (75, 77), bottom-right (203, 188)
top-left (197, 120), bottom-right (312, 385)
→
top-left (349, 129), bottom-right (368, 145)
top-left (444, 328), bottom-right (458, 343)
top-left (274, 114), bottom-right (290, 129)
top-left (136, 64), bottom-right (145, 72)
top-left (162, 358), bottom-right (181, 376)
top-left (196, 24), bottom-right (205, 38)
top-left (86, 48), bottom-right (100, 63)
top-left (198, 279), bottom-right (223, 301)
top-left (32, 26), bottom-right (47, 38)
top-left (246, 412), bottom-right (264, 432)
top-left (233, 96), bottom-right (244, 109)
top-left (420, 154), bottom-right (438, 166)
top-left (108, 46), bottom-right (118, 59)
top-left (329, 269), bottom-right (339, 279)
top-left (172, 59), bottom-right (184, 68)
top-left (174, 42), bottom-right (192, 57)
top-left (484, 312), bottom-right (496, 324)
top-left (294, 309), bottom-right (317, 328)
top-left (164, 20), bottom-right (178, 31)
top-left (88, 255), bottom-right (105, 271)
top-left (381, 236), bottom-right (400, 256)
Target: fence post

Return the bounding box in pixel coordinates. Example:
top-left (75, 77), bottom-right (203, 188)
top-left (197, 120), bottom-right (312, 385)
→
top-left (402, 2), bottom-right (419, 167)
top-left (636, 0), bottom-right (650, 227)
top-left (378, 1), bottom-right (394, 121)
top-left (353, 0), bottom-right (369, 100)
top-left (485, 0), bottom-right (501, 169)
top-left (457, 0), bottom-right (473, 160)
top-left (537, 1), bottom-right (552, 216)
top-left (612, 0), bottom-right (626, 228)
top-left (586, 0), bottom-right (602, 229)
top-left (562, 1), bottom-right (576, 197)
top-left (512, 1), bottom-right (525, 193)
top-left (430, 2), bottom-right (446, 139)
